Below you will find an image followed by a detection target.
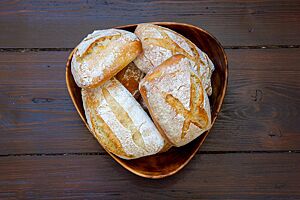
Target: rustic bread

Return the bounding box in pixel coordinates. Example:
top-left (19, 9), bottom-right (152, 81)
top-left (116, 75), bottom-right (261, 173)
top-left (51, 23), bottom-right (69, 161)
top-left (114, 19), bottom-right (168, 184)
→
top-left (72, 29), bottom-right (142, 88)
top-left (134, 23), bottom-right (214, 95)
top-left (82, 78), bottom-right (165, 159)
top-left (139, 54), bottom-right (212, 147)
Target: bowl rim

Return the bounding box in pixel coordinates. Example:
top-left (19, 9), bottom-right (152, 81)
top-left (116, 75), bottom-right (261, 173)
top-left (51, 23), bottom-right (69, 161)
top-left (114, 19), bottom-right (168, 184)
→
top-left (66, 22), bottom-right (228, 179)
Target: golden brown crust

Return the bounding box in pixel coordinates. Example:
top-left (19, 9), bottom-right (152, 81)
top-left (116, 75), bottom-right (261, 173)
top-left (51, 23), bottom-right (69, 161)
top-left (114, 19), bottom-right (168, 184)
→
top-left (139, 55), bottom-right (184, 147)
top-left (72, 29), bottom-right (142, 88)
top-left (82, 89), bottom-right (128, 158)
top-left (115, 62), bottom-right (145, 99)
top-left (82, 78), bottom-right (165, 159)
top-left (139, 54), bottom-right (211, 147)
top-left (139, 83), bottom-right (174, 146)
top-left (85, 40), bottom-right (142, 89)
top-left (145, 54), bottom-right (185, 79)
top-left (116, 63), bottom-right (172, 152)
top-left (134, 24), bottom-right (214, 95)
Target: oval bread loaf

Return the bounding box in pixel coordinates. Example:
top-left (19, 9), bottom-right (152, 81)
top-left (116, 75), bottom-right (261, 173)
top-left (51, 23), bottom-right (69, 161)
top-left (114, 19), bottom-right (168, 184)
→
top-left (139, 54), bottom-right (212, 147)
top-left (72, 29), bottom-right (142, 88)
top-left (82, 78), bottom-right (165, 159)
top-left (134, 23), bottom-right (214, 95)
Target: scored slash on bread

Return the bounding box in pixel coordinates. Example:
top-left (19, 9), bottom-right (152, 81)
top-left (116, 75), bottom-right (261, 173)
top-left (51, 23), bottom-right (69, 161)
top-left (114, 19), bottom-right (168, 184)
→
top-left (134, 23), bottom-right (214, 96)
top-left (71, 29), bottom-right (142, 88)
top-left (139, 54), bottom-right (212, 147)
top-left (82, 78), bottom-right (165, 159)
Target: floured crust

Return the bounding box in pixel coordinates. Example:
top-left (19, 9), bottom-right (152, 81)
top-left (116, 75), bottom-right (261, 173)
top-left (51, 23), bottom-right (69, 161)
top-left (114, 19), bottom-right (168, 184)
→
top-left (115, 64), bottom-right (172, 152)
top-left (82, 78), bottom-right (165, 159)
top-left (72, 29), bottom-right (142, 88)
top-left (139, 55), bottom-right (212, 147)
top-left (134, 23), bottom-right (214, 95)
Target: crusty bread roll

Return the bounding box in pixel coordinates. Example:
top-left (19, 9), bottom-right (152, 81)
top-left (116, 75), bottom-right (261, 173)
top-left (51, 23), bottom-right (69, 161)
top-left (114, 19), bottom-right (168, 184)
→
top-left (115, 62), bottom-right (144, 99)
top-left (72, 29), bottom-right (142, 88)
top-left (82, 78), bottom-right (165, 159)
top-left (139, 54), bottom-right (212, 147)
top-left (134, 23), bottom-right (214, 95)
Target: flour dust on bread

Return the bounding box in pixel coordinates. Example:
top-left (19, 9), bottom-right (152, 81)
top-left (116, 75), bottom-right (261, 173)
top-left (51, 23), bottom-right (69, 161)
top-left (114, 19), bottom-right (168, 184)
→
top-left (72, 29), bottom-right (142, 88)
top-left (82, 78), bottom-right (165, 159)
top-left (134, 23), bottom-right (214, 95)
top-left (140, 55), bottom-right (211, 147)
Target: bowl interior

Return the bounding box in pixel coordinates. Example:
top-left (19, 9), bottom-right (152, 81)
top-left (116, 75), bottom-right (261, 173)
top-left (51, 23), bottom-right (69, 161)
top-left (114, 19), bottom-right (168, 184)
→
top-left (66, 22), bottom-right (228, 178)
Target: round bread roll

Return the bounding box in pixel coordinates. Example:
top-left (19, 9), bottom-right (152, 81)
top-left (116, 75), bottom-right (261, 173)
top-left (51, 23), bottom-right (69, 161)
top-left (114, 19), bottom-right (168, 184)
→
top-left (134, 23), bottom-right (214, 95)
top-left (72, 29), bottom-right (142, 88)
top-left (139, 54), bottom-right (212, 147)
top-left (82, 78), bottom-right (165, 159)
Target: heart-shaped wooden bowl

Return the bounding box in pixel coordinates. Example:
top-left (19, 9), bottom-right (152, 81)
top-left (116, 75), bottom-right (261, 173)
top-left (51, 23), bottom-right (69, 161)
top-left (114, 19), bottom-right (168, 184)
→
top-left (66, 22), bottom-right (228, 179)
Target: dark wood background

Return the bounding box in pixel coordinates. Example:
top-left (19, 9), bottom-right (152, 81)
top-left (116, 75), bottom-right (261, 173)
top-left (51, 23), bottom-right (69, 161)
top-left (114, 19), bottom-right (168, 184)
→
top-left (0, 0), bottom-right (299, 199)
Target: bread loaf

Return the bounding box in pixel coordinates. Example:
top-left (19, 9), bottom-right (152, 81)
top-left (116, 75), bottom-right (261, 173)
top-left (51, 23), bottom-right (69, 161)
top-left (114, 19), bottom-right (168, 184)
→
top-left (139, 54), bottom-right (212, 147)
top-left (82, 78), bottom-right (165, 159)
top-left (72, 29), bottom-right (142, 88)
top-left (134, 23), bottom-right (214, 95)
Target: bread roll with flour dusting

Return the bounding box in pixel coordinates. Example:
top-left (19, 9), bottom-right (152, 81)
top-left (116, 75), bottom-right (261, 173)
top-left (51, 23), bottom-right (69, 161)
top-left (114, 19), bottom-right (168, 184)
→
top-left (139, 55), bottom-right (212, 147)
top-left (72, 29), bottom-right (142, 88)
top-left (134, 23), bottom-right (214, 95)
top-left (82, 78), bottom-right (165, 159)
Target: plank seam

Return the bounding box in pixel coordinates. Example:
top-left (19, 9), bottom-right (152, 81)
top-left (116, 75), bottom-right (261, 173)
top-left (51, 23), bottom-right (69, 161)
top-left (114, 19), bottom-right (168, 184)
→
top-left (0, 45), bottom-right (299, 52)
top-left (0, 150), bottom-right (299, 157)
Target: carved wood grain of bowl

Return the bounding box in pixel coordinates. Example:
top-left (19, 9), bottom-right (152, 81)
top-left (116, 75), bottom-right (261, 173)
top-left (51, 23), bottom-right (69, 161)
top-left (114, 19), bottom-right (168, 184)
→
top-left (66, 22), bottom-right (228, 179)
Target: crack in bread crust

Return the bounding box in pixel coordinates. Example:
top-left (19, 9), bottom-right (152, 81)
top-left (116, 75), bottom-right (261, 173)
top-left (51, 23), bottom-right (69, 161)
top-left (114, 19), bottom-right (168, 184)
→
top-left (135, 24), bottom-right (214, 96)
top-left (78, 35), bottom-right (121, 59)
top-left (102, 87), bottom-right (147, 152)
top-left (83, 90), bottom-right (128, 158)
top-left (72, 29), bottom-right (142, 88)
top-left (165, 74), bottom-right (208, 139)
top-left (144, 28), bottom-right (205, 76)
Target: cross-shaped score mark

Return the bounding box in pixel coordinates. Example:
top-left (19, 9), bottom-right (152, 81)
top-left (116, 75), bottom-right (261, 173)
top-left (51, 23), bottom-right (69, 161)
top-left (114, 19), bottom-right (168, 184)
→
top-left (165, 74), bottom-right (209, 139)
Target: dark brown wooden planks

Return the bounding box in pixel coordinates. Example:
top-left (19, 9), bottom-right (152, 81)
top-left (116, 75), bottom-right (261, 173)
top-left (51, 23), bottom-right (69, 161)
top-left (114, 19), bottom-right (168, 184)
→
top-left (0, 0), bottom-right (300, 48)
top-left (0, 153), bottom-right (299, 199)
top-left (0, 49), bottom-right (299, 154)
top-left (0, 51), bottom-right (100, 154)
top-left (203, 48), bottom-right (300, 151)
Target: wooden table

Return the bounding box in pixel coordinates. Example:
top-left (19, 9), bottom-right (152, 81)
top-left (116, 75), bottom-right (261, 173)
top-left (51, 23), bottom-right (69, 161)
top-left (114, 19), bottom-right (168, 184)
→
top-left (0, 1), bottom-right (299, 199)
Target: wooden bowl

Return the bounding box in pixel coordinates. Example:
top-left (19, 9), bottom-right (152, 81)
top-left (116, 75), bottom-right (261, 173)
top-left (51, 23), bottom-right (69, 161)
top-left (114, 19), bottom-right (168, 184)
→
top-left (66, 22), bottom-right (228, 179)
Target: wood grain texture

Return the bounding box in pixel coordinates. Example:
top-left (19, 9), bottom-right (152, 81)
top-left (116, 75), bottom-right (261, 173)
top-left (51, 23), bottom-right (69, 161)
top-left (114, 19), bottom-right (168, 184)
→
top-left (0, 48), bottom-right (299, 155)
top-left (0, 153), bottom-right (299, 199)
top-left (0, 0), bottom-right (299, 48)
top-left (205, 48), bottom-right (300, 151)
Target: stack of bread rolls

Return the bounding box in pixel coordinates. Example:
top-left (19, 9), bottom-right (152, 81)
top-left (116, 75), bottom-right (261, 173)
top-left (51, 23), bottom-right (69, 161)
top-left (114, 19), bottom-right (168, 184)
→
top-left (71, 24), bottom-right (215, 159)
